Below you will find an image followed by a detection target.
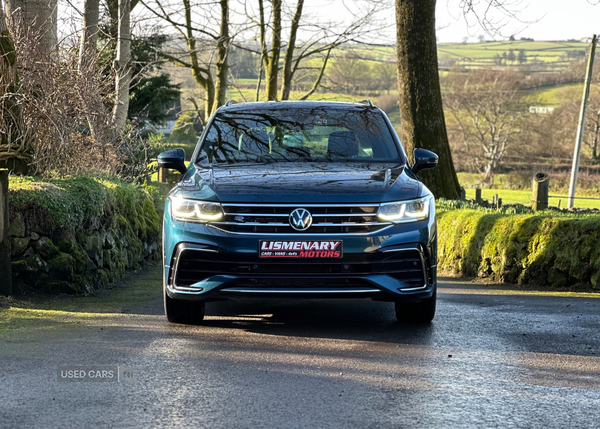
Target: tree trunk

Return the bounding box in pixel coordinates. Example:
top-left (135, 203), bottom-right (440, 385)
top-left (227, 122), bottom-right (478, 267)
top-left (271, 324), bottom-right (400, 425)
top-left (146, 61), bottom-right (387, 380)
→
top-left (265, 0), bottom-right (281, 101)
top-left (4, 0), bottom-right (57, 57)
top-left (395, 0), bottom-right (461, 199)
top-left (186, 34), bottom-right (215, 118)
top-left (78, 0), bottom-right (100, 72)
top-left (78, 0), bottom-right (108, 144)
top-left (0, 6), bottom-right (29, 171)
top-left (213, 0), bottom-right (230, 112)
top-left (202, 72), bottom-right (215, 119)
top-left (181, 0), bottom-right (214, 119)
top-left (280, 0), bottom-right (303, 101)
top-left (112, 0), bottom-right (132, 132)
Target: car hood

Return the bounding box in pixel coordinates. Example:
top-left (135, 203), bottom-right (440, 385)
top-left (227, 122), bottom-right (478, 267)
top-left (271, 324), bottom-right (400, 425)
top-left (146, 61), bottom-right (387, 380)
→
top-left (175, 163), bottom-right (423, 203)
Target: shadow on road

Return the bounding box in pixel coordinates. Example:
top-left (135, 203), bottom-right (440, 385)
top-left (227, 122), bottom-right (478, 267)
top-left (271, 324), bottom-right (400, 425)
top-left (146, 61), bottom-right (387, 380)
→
top-left (198, 298), bottom-right (436, 345)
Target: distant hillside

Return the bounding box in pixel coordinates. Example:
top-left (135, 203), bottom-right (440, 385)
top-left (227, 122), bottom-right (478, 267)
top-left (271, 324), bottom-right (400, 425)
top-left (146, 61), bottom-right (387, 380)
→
top-left (437, 40), bottom-right (589, 73)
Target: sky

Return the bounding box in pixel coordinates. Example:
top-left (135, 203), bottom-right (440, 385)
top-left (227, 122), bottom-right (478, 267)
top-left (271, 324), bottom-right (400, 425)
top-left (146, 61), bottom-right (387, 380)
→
top-left (52, 0), bottom-right (600, 45)
top-left (304, 0), bottom-right (600, 44)
top-left (435, 0), bottom-right (600, 43)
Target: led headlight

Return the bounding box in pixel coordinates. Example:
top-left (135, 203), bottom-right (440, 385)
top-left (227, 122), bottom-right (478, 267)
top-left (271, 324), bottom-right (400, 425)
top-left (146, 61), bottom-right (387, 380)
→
top-left (170, 197), bottom-right (223, 222)
top-left (377, 197), bottom-right (430, 223)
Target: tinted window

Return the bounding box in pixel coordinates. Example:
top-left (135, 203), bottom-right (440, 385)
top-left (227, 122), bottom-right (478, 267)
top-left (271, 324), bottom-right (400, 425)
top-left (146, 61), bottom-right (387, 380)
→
top-left (196, 107), bottom-right (402, 165)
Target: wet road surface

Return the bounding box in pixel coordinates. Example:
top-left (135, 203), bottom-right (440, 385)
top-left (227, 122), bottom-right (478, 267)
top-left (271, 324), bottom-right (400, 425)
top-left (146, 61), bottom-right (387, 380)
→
top-left (1, 276), bottom-right (599, 428)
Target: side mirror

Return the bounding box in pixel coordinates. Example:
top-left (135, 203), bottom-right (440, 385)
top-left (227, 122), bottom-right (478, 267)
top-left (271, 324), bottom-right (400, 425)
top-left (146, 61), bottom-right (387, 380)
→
top-left (157, 148), bottom-right (187, 174)
top-left (411, 148), bottom-right (438, 175)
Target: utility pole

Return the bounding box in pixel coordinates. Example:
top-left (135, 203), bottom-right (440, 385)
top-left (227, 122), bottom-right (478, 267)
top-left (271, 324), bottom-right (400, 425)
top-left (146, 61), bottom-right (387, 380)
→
top-left (568, 34), bottom-right (597, 209)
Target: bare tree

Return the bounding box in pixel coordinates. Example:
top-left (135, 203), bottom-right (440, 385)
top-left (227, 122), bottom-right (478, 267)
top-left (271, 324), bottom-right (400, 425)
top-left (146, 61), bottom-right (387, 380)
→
top-left (214, 0), bottom-right (231, 110)
top-left (458, 0), bottom-right (531, 39)
top-left (0, 4), bottom-right (29, 171)
top-left (78, 0), bottom-right (101, 72)
top-left (248, 0), bottom-right (387, 101)
top-left (4, 0), bottom-right (58, 58)
top-left (444, 70), bottom-right (526, 180)
top-left (584, 100), bottom-right (600, 160)
top-left (279, 0), bottom-right (302, 100)
top-left (258, 0), bottom-right (281, 101)
top-left (112, 0), bottom-right (132, 131)
top-left (375, 61), bottom-right (397, 94)
top-left (0, 14), bottom-right (118, 176)
top-left (76, 0), bottom-right (113, 145)
top-left (141, 0), bottom-right (231, 119)
top-left (327, 52), bottom-right (370, 94)
top-left (558, 87), bottom-right (600, 161)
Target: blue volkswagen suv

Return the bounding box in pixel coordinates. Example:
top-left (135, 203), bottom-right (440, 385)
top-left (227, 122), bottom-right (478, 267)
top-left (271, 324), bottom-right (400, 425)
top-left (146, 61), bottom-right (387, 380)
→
top-left (158, 100), bottom-right (438, 324)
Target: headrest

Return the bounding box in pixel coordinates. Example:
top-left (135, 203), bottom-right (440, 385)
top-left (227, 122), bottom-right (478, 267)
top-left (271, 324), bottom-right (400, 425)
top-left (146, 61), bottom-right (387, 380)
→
top-left (327, 131), bottom-right (358, 159)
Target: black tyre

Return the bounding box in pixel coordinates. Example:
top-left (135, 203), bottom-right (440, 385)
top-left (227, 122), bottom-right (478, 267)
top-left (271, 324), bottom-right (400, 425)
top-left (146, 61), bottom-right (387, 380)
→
top-left (164, 292), bottom-right (205, 325)
top-left (395, 288), bottom-right (436, 323)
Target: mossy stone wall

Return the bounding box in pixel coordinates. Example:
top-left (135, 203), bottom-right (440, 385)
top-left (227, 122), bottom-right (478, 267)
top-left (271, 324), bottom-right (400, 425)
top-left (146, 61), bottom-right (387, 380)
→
top-left (8, 176), bottom-right (163, 294)
top-left (438, 207), bottom-right (600, 288)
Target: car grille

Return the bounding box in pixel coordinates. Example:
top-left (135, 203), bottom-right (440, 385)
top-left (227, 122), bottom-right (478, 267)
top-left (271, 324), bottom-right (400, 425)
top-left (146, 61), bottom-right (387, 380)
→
top-left (210, 203), bottom-right (391, 234)
top-left (171, 244), bottom-right (426, 290)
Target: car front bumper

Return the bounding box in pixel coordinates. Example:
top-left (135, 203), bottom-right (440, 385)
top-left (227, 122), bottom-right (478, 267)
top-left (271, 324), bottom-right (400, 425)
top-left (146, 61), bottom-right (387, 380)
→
top-left (163, 202), bottom-right (437, 302)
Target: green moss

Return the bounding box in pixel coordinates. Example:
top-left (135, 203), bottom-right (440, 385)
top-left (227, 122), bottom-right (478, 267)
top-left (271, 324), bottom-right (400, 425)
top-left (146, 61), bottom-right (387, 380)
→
top-left (47, 253), bottom-right (75, 280)
top-left (0, 29), bottom-right (17, 67)
top-left (96, 269), bottom-right (110, 288)
top-left (8, 176), bottom-right (161, 235)
top-left (71, 249), bottom-right (87, 273)
top-left (8, 175), bottom-right (163, 294)
top-left (57, 239), bottom-right (75, 253)
top-left (110, 247), bottom-right (127, 280)
top-left (438, 207), bottom-right (600, 288)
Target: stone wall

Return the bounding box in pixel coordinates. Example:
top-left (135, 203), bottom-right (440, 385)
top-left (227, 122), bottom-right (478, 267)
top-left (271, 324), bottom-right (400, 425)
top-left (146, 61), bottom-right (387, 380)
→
top-left (8, 176), bottom-right (163, 294)
top-left (437, 204), bottom-right (600, 289)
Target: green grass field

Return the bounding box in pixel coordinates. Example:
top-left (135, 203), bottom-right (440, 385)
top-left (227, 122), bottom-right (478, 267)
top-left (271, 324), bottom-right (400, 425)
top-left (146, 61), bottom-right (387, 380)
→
top-left (345, 40), bottom-right (587, 63)
top-left (464, 188), bottom-right (600, 209)
top-left (534, 83), bottom-right (600, 106)
top-left (437, 40), bottom-right (586, 63)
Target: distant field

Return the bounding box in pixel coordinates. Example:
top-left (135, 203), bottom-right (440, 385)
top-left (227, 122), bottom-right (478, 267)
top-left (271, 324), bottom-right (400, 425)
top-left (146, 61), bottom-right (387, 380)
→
top-left (534, 83), bottom-right (600, 106)
top-left (226, 88), bottom-right (361, 103)
top-left (437, 40), bottom-right (586, 63)
top-left (343, 40), bottom-right (588, 64)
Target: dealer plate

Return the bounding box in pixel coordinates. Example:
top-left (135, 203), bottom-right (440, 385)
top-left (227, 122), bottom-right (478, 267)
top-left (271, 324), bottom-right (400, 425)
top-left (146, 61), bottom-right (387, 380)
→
top-left (259, 240), bottom-right (343, 258)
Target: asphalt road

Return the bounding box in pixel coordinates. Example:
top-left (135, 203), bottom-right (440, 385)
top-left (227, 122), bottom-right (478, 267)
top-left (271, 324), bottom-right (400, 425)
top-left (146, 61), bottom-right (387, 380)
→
top-left (1, 276), bottom-right (600, 429)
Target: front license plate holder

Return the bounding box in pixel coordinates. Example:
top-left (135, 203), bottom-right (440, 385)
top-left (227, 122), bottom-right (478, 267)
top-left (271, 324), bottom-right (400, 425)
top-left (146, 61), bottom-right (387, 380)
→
top-left (259, 240), bottom-right (343, 258)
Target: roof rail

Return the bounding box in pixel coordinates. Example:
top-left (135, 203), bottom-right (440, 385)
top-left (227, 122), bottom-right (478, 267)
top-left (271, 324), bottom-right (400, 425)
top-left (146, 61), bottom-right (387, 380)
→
top-left (358, 99), bottom-right (374, 107)
top-left (224, 99), bottom-right (238, 106)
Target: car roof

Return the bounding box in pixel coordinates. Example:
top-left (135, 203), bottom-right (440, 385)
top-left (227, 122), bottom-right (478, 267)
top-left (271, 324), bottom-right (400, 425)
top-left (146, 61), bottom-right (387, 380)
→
top-left (217, 100), bottom-right (378, 113)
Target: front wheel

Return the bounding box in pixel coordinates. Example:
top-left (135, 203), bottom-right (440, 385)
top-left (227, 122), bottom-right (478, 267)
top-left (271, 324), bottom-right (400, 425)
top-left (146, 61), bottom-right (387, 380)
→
top-left (395, 288), bottom-right (436, 323)
top-left (164, 292), bottom-right (205, 325)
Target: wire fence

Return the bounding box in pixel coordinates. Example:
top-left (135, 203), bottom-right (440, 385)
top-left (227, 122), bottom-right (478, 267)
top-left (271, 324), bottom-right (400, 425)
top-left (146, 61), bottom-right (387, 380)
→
top-left (548, 195), bottom-right (600, 201)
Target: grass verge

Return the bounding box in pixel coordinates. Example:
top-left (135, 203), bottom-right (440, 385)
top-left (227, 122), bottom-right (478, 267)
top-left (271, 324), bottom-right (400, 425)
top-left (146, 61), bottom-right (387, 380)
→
top-left (0, 264), bottom-right (163, 338)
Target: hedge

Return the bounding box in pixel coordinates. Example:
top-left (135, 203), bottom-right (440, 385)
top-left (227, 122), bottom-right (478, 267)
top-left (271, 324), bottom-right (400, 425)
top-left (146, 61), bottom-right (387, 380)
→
top-left (437, 202), bottom-right (600, 289)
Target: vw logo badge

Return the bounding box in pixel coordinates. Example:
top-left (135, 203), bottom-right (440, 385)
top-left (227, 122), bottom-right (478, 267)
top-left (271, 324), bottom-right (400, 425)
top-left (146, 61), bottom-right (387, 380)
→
top-left (289, 208), bottom-right (312, 231)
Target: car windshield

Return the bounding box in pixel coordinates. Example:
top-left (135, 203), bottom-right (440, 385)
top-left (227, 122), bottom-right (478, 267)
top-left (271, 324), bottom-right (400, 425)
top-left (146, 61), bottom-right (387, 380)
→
top-left (196, 107), bottom-right (403, 165)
